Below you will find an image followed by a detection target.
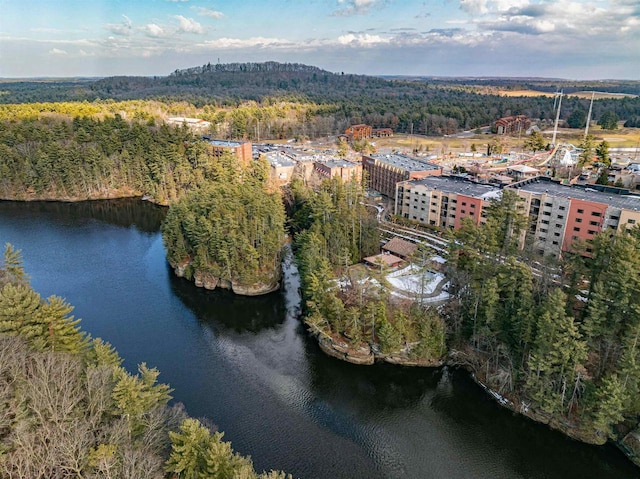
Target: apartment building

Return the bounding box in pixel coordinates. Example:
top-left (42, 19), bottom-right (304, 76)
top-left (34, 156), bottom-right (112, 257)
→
top-left (395, 175), bottom-right (640, 259)
top-left (363, 154), bottom-right (442, 198)
top-left (508, 177), bottom-right (640, 257)
top-left (314, 159), bottom-right (362, 182)
top-left (395, 176), bottom-right (501, 229)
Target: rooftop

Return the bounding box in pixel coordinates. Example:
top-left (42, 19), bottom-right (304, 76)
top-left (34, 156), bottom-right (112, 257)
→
top-left (382, 237), bottom-right (417, 258)
top-left (209, 139), bottom-right (246, 147)
top-left (367, 154), bottom-right (441, 172)
top-left (265, 151), bottom-right (295, 167)
top-left (403, 176), bottom-right (502, 200)
top-left (318, 159), bottom-right (359, 169)
top-left (509, 177), bottom-right (640, 211)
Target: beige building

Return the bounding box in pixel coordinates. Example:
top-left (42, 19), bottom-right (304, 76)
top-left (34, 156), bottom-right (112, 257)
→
top-left (314, 159), bottom-right (362, 182)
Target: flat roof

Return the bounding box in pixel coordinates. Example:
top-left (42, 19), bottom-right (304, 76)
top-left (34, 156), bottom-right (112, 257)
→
top-left (318, 159), bottom-right (359, 168)
top-left (209, 140), bottom-right (246, 147)
top-left (509, 178), bottom-right (640, 211)
top-left (265, 152), bottom-right (296, 167)
top-left (367, 154), bottom-right (440, 172)
top-left (403, 176), bottom-right (501, 199)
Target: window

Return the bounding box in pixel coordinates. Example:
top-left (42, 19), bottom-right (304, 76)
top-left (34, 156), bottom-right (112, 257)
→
top-left (629, 219), bottom-right (637, 225)
top-left (541, 220), bottom-right (550, 225)
top-left (576, 218), bottom-right (582, 223)
top-left (552, 241), bottom-right (559, 245)
top-left (557, 215), bottom-right (564, 219)
top-left (572, 236), bottom-right (578, 241)
top-left (538, 237), bottom-right (546, 242)
top-left (540, 228), bottom-right (548, 233)
top-left (545, 202), bottom-right (553, 207)
top-left (577, 209), bottom-right (584, 214)
top-left (431, 202), bottom-right (437, 206)
top-left (610, 215), bottom-right (620, 220)
top-left (588, 230), bottom-right (597, 235)
top-left (590, 221), bottom-right (598, 226)
top-left (461, 209), bottom-right (466, 214)
top-left (559, 206), bottom-right (566, 211)
top-left (431, 209), bottom-right (436, 214)
top-left (462, 202), bottom-right (467, 206)
top-left (471, 204), bottom-right (476, 208)
top-left (555, 224), bottom-right (562, 229)
top-left (573, 227), bottom-right (580, 232)
top-left (592, 211), bottom-right (602, 217)
top-left (543, 211), bottom-right (551, 216)
top-left (554, 232), bottom-right (560, 237)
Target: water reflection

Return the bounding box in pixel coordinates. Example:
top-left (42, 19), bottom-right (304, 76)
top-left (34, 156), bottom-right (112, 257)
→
top-left (0, 198), bottom-right (165, 233)
top-left (169, 272), bottom-right (286, 333)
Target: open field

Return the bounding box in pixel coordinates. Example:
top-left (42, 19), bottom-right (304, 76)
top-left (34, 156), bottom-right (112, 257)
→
top-left (475, 88), bottom-right (638, 100)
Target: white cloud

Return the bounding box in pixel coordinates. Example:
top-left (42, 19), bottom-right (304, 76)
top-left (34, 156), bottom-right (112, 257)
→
top-left (174, 15), bottom-right (205, 34)
top-left (333, 0), bottom-right (381, 16)
top-left (144, 23), bottom-right (166, 37)
top-left (49, 48), bottom-right (68, 55)
top-left (337, 33), bottom-right (391, 46)
top-left (193, 7), bottom-right (224, 19)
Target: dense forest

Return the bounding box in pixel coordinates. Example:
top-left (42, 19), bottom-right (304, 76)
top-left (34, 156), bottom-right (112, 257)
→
top-left (287, 178), bottom-right (447, 364)
top-left (2, 62), bottom-right (639, 137)
top-left (0, 115), bottom-right (214, 204)
top-left (442, 190), bottom-right (640, 454)
top-left (0, 245), bottom-right (291, 478)
top-left (162, 155), bottom-right (286, 294)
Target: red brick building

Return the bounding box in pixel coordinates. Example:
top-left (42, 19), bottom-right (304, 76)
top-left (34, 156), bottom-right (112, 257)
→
top-left (208, 140), bottom-right (252, 165)
top-left (362, 154), bottom-right (442, 198)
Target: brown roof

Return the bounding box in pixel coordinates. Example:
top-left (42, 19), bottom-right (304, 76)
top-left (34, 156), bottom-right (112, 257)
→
top-left (382, 237), bottom-right (417, 258)
top-left (363, 253), bottom-right (404, 267)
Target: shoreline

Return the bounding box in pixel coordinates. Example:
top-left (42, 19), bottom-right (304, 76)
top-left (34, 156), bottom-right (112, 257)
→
top-left (309, 326), bottom-right (640, 467)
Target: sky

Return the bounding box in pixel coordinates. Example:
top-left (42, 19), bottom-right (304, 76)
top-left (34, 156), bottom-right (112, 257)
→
top-left (0, 0), bottom-right (638, 79)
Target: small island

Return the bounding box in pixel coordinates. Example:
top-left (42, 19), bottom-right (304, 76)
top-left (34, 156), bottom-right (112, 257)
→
top-left (162, 154), bottom-right (286, 295)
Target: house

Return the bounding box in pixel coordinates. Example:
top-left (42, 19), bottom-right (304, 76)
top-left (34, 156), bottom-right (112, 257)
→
top-left (363, 253), bottom-right (404, 269)
top-left (494, 115), bottom-right (531, 135)
top-left (382, 237), bottom-right (417, 259)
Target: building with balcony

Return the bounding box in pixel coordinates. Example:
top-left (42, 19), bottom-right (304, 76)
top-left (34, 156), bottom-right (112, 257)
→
top-left (363, 154), bottom-right (442, 198)
top-left (395, 176), bottom-right (501, 229)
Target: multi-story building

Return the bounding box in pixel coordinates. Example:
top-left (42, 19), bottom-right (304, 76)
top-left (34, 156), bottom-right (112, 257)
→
top-left (508, 177), bottom-right (640, 257)
top-left (345, 124), bottom-right (372, 140)
top-left (494, 115), bottom-right (531, 135)
top-left (396, 175), bottom-right (640, 259)
top-left (363, 154), bottom-right (442, 198)
top-left (395, 176), bottom-right (500, 229)
top-left (207, 139), bottom-right (252, 165)
top-left (314, 159), bottom-right (362, 182)
top-left (264, 151), bottom-right (296, 185)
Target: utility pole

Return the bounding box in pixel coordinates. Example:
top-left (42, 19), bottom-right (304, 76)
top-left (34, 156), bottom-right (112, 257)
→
top-left (551, 90), bottom-right (563, 147)
top-left (584, 91), bottom-right (595, 139)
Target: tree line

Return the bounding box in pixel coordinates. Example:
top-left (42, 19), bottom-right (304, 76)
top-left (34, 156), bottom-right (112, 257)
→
top-left (2, 62), bottom-right (638, 138)
top-left (0, 245), bottom-right (291, 478)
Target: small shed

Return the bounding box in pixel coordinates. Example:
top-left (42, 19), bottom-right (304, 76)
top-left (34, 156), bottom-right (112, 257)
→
top-left (364, 253), bottom-right (404, 269)
top-left (382, 237), bottom-right (417, 259)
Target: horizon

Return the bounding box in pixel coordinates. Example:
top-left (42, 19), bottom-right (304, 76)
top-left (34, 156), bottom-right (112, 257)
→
top-left (0, 1), bottom-right (638, 80)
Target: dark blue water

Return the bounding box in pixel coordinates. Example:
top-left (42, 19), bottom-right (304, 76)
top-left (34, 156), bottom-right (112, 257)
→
top-left (0, 199), bottom-right (637, 479)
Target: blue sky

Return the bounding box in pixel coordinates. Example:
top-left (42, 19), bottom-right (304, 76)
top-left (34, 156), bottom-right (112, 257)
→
top-left (0, 0), bottom-right (638, 79)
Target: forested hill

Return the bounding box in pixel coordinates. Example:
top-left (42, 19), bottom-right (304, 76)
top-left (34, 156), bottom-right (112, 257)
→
top-left (2, 61), bottom-right (640, 134)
